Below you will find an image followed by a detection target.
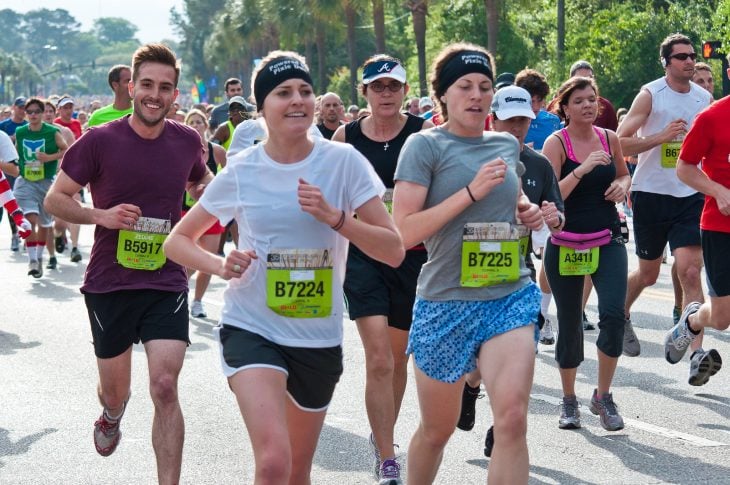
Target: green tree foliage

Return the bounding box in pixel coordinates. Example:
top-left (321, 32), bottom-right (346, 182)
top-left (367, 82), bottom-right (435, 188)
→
top-left (0, 8), bottom-right (145, 101)
top-left (94, 17), bottom-right (139, 44)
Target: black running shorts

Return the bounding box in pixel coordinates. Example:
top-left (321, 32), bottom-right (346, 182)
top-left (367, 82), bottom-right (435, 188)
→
top-left (84, 289), bottom-right (190, 359)
top-left (631, 191), bottom-right (703, 260)
top-left (216, 325), bottom-right (343, 412)
top-left (343, 245), bottom-right (426, 330)
top-left (701, 229), bottom-right (730, 297)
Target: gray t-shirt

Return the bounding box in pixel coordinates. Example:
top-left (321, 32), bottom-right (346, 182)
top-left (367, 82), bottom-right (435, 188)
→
top-left (394, 126), bottom-right (531, 301)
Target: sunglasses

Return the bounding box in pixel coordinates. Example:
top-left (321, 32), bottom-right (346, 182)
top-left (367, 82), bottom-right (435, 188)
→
top-left (25, 109), bottom-right (42, 115)
top-left (669, 52), bottom-right (697, 61)
top-left (368, 81), bottom-right (404, 93)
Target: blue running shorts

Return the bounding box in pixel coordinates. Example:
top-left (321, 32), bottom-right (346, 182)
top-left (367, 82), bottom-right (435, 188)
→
top-left (407, 283), bottom-right (540, 383)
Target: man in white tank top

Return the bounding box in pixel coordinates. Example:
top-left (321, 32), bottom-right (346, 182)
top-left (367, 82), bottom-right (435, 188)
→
top-left (617, 33), bottom-right (711, 363)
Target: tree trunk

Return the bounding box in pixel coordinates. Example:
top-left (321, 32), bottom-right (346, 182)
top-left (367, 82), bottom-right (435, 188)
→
top-left (373, 0), bottom-right (386, 53)
top-left (316, 22), bottom-right (327, 93)
top-left (345, 3), bottom-right (358, 105)
top-left (304, 39), bottom-right (314, 90)
top-left (410, 1), bottom-right (428, 96)
top-left (557, 0), bottom-right (566, 80)
top-left (485, 0), bottom-right (498, 55)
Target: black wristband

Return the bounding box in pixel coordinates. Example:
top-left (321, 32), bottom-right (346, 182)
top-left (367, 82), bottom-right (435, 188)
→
top-left (465, 184), bottom-right (476, 203)
top-left (331, 209), bottom-right (346, 231)
top-left (552, 213), bottom-right (564, 229)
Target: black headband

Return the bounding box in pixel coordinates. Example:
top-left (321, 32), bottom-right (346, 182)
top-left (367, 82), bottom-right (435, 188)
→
top-left (437, 50), bottom-right (494, 95)
top-left (254, 56), bottom-right (313, 110)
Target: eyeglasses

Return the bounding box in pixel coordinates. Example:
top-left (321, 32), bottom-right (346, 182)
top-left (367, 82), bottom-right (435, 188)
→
top-left (25, 109), bottom-right (42, 115)
top-left (669, 52), bottom-right (697, 61)
top-left (368, 81), bottom-right (404, 93)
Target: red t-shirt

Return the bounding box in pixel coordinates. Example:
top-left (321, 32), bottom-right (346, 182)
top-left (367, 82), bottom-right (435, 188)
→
top-left (54, 117), bottom-right (82, 139)
top-left (678, 96), bottom-right (730, 233)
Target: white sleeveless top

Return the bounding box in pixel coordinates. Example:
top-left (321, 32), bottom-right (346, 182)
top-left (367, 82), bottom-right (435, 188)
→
top-left (632, 77), bottom-right (711, 197)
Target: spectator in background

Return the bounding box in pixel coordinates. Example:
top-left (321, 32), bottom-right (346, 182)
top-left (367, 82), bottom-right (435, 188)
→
top-left (692, 62), bottom-right (714, 99)
top-left (347, 104), bottom-right (360, 121)
top-left (87, 65), bottom-right (133, 127)
top-left (418, 96), bottom-right (434, 120)
top-left (569, 60), bottom-right (618, 131)
top-left (404, 96), bottom-right (420, 116)
top-left (516, 69), bottom-right (561, 151)
top-left (209, 77), bottom-right (244, 130)
top-left (54, 96), bottom-right (82, 140)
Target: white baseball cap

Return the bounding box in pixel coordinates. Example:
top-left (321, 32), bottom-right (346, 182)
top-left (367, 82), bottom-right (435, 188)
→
top-left (490, 85), bottom-right (535, 120)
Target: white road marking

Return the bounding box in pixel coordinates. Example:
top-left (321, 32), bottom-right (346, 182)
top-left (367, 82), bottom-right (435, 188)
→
top-left (530, 393), bottom-right (729, 447)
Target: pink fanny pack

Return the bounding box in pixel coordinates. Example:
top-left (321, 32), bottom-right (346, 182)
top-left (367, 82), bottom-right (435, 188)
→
top-left (551, 229), bottom-right (611, 250)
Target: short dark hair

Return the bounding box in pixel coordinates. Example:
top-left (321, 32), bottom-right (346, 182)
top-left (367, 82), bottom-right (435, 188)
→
top-left (24, 97), bottom-right (45, 112)
top-left (132, 44), bottom-right (180, 86)
top-left (224, 78), bottom-right (242, 91)
top-left (660, 33), bottom-right (692, 64)
top-left (108, 64), bottom-right (131, 90)
top-left (515, 69), bottom-right (550, 100)
top-left (569, 60), bottom-right (593, 77)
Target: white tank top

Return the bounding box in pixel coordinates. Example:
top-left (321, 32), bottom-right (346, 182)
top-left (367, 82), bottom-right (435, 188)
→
top-left (632, 77), bottom-right (711, 197)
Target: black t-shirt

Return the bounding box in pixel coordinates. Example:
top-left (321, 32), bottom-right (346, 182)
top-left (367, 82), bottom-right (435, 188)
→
top-left (345, 113), bottom-right (425, 188)
top-left (521, 145), bottom-right (564, 210)
top-left (316, 122), bottom-right (339, 140)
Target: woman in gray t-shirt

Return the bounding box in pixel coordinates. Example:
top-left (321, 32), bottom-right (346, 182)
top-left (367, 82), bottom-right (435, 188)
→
top-left (393, 43), bottom-right (544, 484)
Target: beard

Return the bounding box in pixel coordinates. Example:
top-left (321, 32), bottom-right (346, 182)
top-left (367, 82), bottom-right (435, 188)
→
top-left (133, 98), bottom-right (168, 127)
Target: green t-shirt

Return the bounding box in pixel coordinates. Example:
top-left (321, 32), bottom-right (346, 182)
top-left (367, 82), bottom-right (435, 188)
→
top-left (87, 104), bottom-right (133, 127)
top-left (15, 122), bottom-right (60, 180)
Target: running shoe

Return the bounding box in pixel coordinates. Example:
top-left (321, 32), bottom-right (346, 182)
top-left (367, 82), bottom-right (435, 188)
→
top-left (46, 256), bottom-right (57, 270)
top-left (558, 395), bottom-right (581, 429)
top-left (11, 232), bottom-right (19, 251)
top-left (55, 234), bottom-right (67, 253)
top-left (673, 306), bottom-right (681, 326)
top-left (589, 389), bottom-right (624, 431)
top-left (369, 432), bottom-right (381, 480)
top-left (457, 382), bottom-right (481, 431)
top-left (70, 247), bottom-right (82, 263)
top-left (378, 458), bottom-right (402, 485)
top-left (190, 300), bottom-right (207, 318)
top-left (623, 318), bottom-right (641, 357)
top-left (483, 425), bottom-right (494, 458)
top-left (688, 348), bottom-right (722, 386)
top-left (27, 260), bottom-right (40, 278)
top-left (664, 302), bottom-right (701, 364)
top-left (582, 312), bottom-right (595, 331)
top-left (539, 318), bottom-right (555, 345)
top-left (94, 395), bottom-right (129, 457)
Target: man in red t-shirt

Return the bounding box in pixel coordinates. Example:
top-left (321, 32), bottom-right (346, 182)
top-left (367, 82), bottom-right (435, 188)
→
top-left (54, 96), bottom-right (82, 139)
top-left (663, 58), bottom-right (730, 387)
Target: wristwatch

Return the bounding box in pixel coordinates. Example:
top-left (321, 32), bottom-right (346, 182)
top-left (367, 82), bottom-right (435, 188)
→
top-left (552, 213), bottom-right (564, 229)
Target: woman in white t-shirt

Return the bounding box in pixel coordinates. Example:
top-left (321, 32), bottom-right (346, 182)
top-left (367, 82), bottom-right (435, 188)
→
top-left (164, 51), bottom-right (404, 483)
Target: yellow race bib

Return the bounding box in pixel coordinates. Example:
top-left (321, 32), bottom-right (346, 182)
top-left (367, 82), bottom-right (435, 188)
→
top-left (266, 249), bottom-right (333, 318)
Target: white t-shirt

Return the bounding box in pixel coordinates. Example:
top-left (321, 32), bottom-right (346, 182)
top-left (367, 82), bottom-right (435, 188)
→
top-left (0, 131), bottom-right (18, 162)
top-left (633, 77), bottom-right (711, 197)
top-left (227, 118), bottom-right (323, 158)
top-left (199, 136), bottom-right (384, 348)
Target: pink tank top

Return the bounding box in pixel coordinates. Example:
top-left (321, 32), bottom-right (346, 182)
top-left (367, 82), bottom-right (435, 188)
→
top-left (561, 127), bottom-right (610, 163)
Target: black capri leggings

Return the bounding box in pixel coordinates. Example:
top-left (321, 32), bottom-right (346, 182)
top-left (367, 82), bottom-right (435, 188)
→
top-left (544, 237), bottom-right (628, 369)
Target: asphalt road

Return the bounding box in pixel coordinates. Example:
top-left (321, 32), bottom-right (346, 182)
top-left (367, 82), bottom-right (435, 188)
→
top-left (1, 218), bottom-right (729, 484)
